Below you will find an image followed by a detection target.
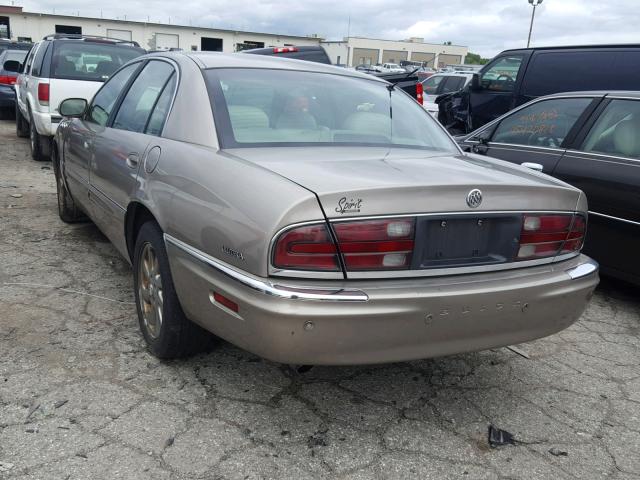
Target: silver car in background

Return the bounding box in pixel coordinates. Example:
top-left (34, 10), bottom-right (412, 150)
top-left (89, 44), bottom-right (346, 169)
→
top-left (53, 52), bottom-right (598, 365)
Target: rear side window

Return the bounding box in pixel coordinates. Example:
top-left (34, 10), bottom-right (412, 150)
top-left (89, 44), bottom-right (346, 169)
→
top-left (51, 42), bottom-right (144, 82)
top-left (30, 41), bottom-right (49, 77)
top-left (112, 61), bottom-right (175, 133)
top-left (521, 51), bottom-right (616, 97)
top-left (422, 75), bottom-right (444, 94)
top-left (146, 73), bottom-right (177, 136)
top-left (492, 97), bottom-right (592, 148)
top-left (440, 76), bottom-right (466, 94)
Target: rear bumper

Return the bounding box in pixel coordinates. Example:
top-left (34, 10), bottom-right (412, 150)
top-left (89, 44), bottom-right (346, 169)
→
top-left (0, 85), bottom-right (15, 108)
top-left (31, 108), bottom-right (58, 137)
top-left (166, 234), bottom-right (599, 365)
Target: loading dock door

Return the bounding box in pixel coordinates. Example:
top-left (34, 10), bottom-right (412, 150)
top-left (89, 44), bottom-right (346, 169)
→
top-left (352, 48), bottom-right (379, 65)
top-left (382, 50), bottom-right (408, 64)
top-left (410, 52), bottom-right (436, 67)
top-left (155, 33), bottom-right (179, 50)
top-left (201, 37), bottom-right (223, 51)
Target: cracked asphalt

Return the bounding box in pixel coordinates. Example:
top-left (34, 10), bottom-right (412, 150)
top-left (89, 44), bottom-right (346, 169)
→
top-left (1, 118), bottom-right (639, 480)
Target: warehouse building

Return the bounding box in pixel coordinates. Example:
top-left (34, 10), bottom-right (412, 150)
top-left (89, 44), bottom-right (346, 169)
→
top-left (0, 4), bottom-right (468, 67)
top-left (0, 5), bottom-right (321, 52)
top-left (322, 37), bottom-right (468, 68)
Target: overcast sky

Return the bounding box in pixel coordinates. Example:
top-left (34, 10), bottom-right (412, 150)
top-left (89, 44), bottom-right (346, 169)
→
top-left (16, 0), bottom-right (640, 57)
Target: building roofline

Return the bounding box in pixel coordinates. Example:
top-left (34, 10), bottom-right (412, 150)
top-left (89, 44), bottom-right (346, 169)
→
top-left (8, 9), bottom-right (323, 41)
top-left (343, 36), bottom-right (467, 48)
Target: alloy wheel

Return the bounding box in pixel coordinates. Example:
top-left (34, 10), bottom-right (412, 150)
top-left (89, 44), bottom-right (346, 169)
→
top-left (138, 242), bottom-right (164, 339)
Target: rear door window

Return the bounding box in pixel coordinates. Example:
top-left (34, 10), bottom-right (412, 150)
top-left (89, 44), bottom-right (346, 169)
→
top-left (51, 41), bottom-right (144, 81)
top-left (112, 61), bottom-right (175, 133)
top-left (491, 97), bottom-right (592, 148)
top-left (480, 55), bottom-right (524, 92)
top-left (581, 99), bottom-right (640, 159)
top-left (87, 63), bottom-right (140, 126)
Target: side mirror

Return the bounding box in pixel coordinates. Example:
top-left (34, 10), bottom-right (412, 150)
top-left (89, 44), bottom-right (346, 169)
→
top-left (59, 98), bottom-right (88, 117)
top-left (470, 73), bottom-right (481, 91)
top-left (3, 60), bottom-right (21, 73)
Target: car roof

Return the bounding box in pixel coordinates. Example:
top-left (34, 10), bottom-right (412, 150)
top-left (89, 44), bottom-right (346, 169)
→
top-left (501, 44), bottom-right (640, 54)
top-left (150, 51), bottom-right (388, 83)
top-left (543, 90), bottom-right (640, 99)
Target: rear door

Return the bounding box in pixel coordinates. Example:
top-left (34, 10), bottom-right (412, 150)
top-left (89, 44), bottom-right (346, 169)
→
top-left (554, 97), bottom-right (640, 282)
top-left (89, 59), bottom-right (176, 251)
top-left (466, 96), bottom-right (596, 173)
top-left (63, 62), bottom-right (141, 203)
top-left (16, 41), bottom-right (38, 113)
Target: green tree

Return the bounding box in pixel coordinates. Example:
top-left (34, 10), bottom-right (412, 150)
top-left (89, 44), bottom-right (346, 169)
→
top-left (465, 52), bottom-right (489, 65)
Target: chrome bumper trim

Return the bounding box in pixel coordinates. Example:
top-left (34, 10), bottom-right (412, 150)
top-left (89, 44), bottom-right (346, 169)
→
top-left (164, 234), bottom-right (369, 302)
top-left (566, 259), bottom-right (599, 280)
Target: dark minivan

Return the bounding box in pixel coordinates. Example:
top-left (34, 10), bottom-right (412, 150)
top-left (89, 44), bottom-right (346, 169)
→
top-left (438, 44), bottom-right (640, 133)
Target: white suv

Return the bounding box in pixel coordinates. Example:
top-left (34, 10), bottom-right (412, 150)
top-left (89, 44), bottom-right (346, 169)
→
top-left (15, 34), bottom-right (145, 160)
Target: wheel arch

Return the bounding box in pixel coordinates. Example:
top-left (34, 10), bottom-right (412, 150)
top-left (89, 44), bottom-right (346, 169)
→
top-left (125, 202), bottom-right (162, 263)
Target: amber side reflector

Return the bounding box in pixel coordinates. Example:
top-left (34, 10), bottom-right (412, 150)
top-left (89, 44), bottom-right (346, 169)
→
top-left (212, 291), bottom-right (239, 313)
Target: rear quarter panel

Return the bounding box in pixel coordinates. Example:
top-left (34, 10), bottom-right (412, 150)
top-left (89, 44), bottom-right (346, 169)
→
top-left (139, 140), bottom-right (324, 277)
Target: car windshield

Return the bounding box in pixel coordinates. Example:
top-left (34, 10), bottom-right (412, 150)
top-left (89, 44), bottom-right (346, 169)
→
top-left (205, 68), bottom-right (458, 152)
top-left (51, 41), bottom-right (145, 81)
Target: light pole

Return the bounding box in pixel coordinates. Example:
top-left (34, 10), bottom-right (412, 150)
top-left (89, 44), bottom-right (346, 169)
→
top-left (527, 0), bottom-right (543, 48)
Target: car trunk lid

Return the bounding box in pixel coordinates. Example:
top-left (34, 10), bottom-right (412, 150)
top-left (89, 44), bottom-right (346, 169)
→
top-left (225, 147), bottom-right (581, 218)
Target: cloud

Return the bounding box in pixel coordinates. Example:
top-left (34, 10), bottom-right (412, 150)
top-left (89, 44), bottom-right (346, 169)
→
top-left (17, 0), bottom-right (640, 57)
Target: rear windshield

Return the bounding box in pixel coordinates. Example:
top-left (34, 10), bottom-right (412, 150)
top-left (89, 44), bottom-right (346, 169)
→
top-left (3, 50), bottom-right (28, 63)
top-left (205, 68), bottom-right (458, 152)
top-left (52, 42), bottom-right (145, 81)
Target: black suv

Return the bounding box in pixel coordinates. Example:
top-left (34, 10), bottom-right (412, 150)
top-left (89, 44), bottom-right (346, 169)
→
top-left (438, 44), bottom-right (640, 133)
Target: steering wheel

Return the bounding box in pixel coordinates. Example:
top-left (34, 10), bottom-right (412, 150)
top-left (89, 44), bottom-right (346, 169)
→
top-left (496, 74), bottom-right (514, 83)
top-left (526, 132), bottom-right (564, 148)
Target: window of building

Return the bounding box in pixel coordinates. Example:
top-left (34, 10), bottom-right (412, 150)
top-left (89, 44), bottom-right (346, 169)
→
top-left (106, 29), bottom-right (132, 42)
top-left (55, 25), bottom-right (82, 35)
top-left (201, 37), bottom-right (222, 51)
top-left (0, 16), bottom-right (10, 39)
top-left (235, 41), bottom-right (265, 52)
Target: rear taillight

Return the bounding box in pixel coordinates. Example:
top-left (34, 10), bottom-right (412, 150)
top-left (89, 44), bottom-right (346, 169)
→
top-left (0, 75), bottom-right (17, 85)
top-left (273, 47), bottom-right (299, 53)
top-left (273, 219), bottom-right (416, 272)
top-left (273, 224), bottom-right (340, 271)
top-left (38, 83), bottom-right (50, 106)
top-left (517, 213), bottom-right (586, 260)
top-left (333, 219), bottom-right (415, 270)
top-left (415, 81), bottom-right (424, 105)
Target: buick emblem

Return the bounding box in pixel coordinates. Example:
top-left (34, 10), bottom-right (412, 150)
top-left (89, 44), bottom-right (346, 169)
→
top-left (466, 189), bottom-right (483, 208)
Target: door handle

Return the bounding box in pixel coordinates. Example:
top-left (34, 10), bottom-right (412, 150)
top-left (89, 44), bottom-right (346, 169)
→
top-left (521, 162), bottom-right (544, 172)
top-left (126, 153), bottom-right (140, 169)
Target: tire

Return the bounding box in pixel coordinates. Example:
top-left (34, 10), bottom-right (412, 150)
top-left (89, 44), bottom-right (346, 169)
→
top-left (16, 104), bottom-right (29, 138)
top-left (133, 221), bottom-right (214, 359)
top-left (52, 144), bottom-right (86, 223)
top-left (29, 110), bottom-right (47, 161)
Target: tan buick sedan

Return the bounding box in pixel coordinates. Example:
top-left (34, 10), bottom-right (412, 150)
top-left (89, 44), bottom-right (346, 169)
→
top-left (52, 51), bottom-right (598, 364)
